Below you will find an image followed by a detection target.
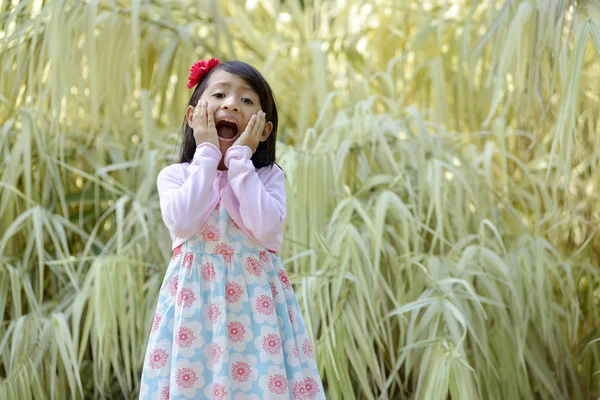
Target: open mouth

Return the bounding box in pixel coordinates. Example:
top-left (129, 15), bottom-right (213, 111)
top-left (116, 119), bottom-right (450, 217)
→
top-left (215, 119), bottom-right (240, 142)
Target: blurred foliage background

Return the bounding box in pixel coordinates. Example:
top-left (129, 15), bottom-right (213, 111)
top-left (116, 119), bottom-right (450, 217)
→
top-left (1, 0), bottom-right (600, 398)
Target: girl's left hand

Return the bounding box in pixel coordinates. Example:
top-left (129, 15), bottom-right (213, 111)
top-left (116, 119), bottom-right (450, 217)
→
top-left (234, 111), bottom-right (267, 154)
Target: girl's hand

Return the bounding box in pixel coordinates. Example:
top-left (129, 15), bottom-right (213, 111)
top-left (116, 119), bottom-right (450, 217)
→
top-left (188, 100), bottom-right (220, 149)
top-left (234, 111), bottom-right (267, 154)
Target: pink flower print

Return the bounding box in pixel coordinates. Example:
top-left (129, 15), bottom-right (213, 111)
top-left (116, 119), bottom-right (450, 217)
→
top-left (152, 313), bottom-right (162, 332)
top-left (268, 374), bottom-right (288, 395)
top-left (245, 257), bottom-right (262, 277)
top-left (293, 378), bottom-right (320, 399)
top-left (160, 386), bottom-right (170, 400)
top-left (148, 348), bottom-right (168, 369)
top-left (291, 378), bottom-right (320, 399)
top-left (227, 321), bottom-right (246, 342)
top-left (208, 303), bottom-right (221, 322)
top-left (262, 334), bottom-right (282, 355)
top-left (175, 367), bottom-right (198, 389)
top-left (176, 327), bottom-right (196, 348)
top-left (225, 282), bottom-right (243, 303)
top-left (230, 361), bottom-right (252, 382)
top-left (259, 251), bottom-right (270, 263)
top-left (270, 282), bottom-right (279, 298)
top-left (288, 309), bottom-right (294, 324)
top-left (292, 345), bottom-right (299, 359)
top-left (168, 276), bottom-right (179, 296)
top-left (302, 339), bottom-right (314, 358)
top-left (182, 253), bottom-right (194, 270)
top-left (256, 295), bottom-right (275, 315)
top-left (213, 383), bottom-right (227, 399)
top-left (278, 269), bottom-right (292, 290)
top-left (215, 243), bottom-right (234, 262)
top-left (201, 262), bottom-right (216, 282)
top-left (177, 287), bottom-right (196, 308)
top-left (215, 198), bottom-right (223, 209)
top-left (232, 219), bottom-right (241, 230)
top-left (211, 343), bottom-right (223, 363)
top-left (304, 377), bottom-right (320, 397)
top-left (292, 381), bottom-right (308, 399)
top-left (201, 225), bottom-right (221, 242)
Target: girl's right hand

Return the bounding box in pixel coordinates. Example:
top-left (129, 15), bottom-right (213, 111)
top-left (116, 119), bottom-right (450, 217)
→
top-left (190, 100), bottom-right (220, 149)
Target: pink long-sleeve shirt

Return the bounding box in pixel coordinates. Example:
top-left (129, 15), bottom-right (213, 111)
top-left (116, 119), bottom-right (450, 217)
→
top-left (157, 143), bottom-right (286, 252)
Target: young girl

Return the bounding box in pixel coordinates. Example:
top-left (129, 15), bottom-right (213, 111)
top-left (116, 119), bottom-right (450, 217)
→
top-left (139, 59), bottom-right (325, 400)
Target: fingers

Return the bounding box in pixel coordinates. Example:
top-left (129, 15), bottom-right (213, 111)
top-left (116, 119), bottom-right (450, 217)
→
top-left (244, 111), bottom-right (265, 139)
top-left (190, 100), bottom-right (201, 129)
top-left (193, 100), bottom-right (216, 135)
top-left (245, 114), bottom-right (256, 136)
top-left (253, 111), bottom-right (266, 138)
top-left (199, 100), bottom-right (207, 129)
top-left (206, 103), bottom-right (215, 131)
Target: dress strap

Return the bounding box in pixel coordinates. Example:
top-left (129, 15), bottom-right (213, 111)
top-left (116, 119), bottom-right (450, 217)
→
top-left (173, 244), bottom-right (182, 257)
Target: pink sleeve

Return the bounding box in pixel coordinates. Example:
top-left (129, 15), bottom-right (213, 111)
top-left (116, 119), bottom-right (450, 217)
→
top-left (224, 145), bottom-right (286, 243)
top-left (157, 143), bottom-right (221, 239)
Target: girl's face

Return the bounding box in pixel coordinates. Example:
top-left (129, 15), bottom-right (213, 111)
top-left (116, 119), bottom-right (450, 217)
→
top-left (198, 69), bottom-right (272, 157)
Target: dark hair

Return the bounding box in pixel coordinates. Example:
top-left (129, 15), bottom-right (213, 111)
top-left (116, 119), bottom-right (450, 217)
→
top-left (179, 61), bottom-right (279, 170)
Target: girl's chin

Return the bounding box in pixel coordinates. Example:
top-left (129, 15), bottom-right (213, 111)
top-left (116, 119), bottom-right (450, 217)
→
top-left (217, 157), bottom-right (228, 171)
top-left (218, 138), bottom-right (235, 157)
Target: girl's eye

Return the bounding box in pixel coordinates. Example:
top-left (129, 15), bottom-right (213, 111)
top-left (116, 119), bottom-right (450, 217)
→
top-left (242, 98), bottom-right (253, 105)
top-left (213, 93), bottom-right (225, 98)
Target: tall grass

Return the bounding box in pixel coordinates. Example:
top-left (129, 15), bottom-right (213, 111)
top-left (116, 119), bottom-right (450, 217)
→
top-left (1, 0), bottom-right (599, 399)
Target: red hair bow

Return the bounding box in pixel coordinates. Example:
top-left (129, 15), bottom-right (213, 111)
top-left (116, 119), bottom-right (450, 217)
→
top-left (187, 58), bottom-right (220, 89)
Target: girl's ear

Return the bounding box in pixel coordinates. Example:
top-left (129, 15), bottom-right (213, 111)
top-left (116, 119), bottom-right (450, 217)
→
top-left (260, 121), bottom-right (273, 142)
top-left (185, 105), bottom-right (195, 125)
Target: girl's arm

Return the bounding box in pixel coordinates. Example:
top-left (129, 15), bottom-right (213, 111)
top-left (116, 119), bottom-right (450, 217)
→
top-left (157, 143), bottom-right (221, 239)
top-left (224, 145), bottom-right (286, 244)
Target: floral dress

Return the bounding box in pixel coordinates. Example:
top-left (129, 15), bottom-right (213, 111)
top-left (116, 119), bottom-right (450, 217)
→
top-left (139, 200), bottom-right (325, 399)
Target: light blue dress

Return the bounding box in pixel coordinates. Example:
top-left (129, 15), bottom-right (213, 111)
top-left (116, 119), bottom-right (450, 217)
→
top-left (139, 201), bottom-right (325, 399)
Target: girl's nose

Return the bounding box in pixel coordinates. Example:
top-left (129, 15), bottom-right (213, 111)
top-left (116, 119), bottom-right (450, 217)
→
top-left (221, 97), bottom-right (240, 112)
